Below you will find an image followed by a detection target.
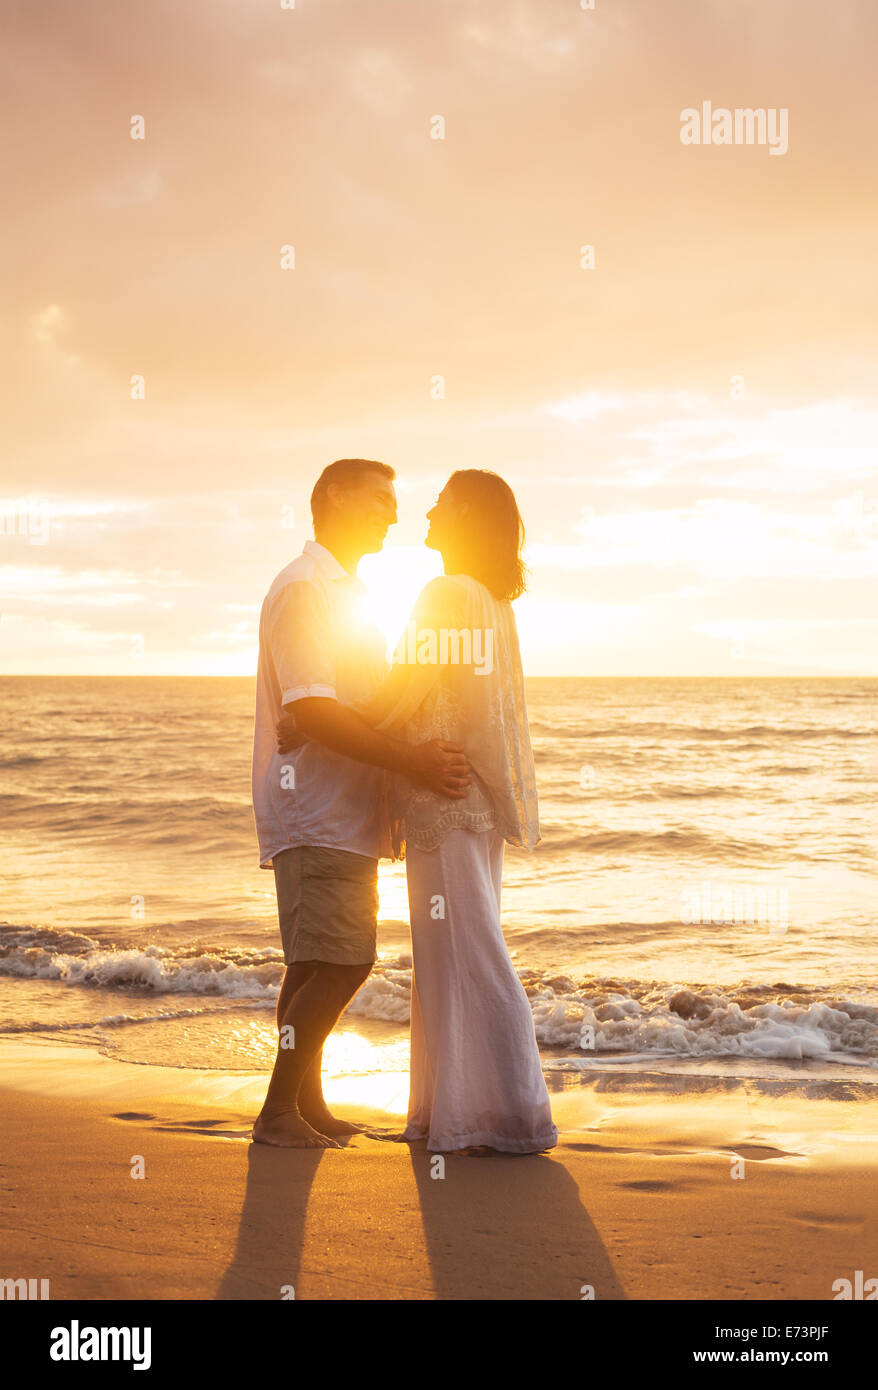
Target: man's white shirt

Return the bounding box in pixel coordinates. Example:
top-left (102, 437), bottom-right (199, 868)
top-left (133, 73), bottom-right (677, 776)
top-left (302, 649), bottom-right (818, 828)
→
top-left (252, 539), bottom-right (393, 867)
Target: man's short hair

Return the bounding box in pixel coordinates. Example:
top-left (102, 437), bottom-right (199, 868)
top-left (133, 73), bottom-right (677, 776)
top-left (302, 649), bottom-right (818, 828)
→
top-left (310, 458), bottom-right (395, 527)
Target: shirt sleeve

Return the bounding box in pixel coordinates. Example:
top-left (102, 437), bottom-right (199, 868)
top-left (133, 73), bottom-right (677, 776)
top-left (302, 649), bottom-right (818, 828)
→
top-left (267, 579), bottom-right (337, 705)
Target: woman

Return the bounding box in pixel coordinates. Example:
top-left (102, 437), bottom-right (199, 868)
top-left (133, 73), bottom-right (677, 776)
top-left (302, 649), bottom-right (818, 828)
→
top-left (359, 469), bottom-right (557, 1155)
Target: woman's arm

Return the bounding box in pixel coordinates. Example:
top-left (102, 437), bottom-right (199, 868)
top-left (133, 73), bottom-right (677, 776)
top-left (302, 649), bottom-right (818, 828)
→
top-left (357, 576), bottom-right (464, 733)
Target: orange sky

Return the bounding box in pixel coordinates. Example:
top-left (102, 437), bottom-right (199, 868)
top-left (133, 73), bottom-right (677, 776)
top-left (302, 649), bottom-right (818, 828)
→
top-left (1, 0), bottom-right (876, 675)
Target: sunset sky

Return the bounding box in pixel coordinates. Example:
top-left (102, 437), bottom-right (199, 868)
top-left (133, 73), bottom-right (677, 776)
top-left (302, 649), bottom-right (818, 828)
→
top-left (2, 0), bottom-right (876, 676)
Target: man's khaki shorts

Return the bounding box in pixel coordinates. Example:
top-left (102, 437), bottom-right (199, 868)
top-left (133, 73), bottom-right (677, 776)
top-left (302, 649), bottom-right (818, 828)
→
top-left (272, 845), bottom-right (378, 966)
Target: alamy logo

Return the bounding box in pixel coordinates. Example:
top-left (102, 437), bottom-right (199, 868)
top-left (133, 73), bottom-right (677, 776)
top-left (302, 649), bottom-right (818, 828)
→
top-left (680, 102), bottom-right (789, 156)
top-left (832, 1270), bottom-right (878, 1300)
top-left (680, 881), bottom-right (789, 934)
top-left (50, 1320), bottom-right (152, 1370)
top-left (0, 498), bottom-right (51, 545)
top-left (1, 1277), bottom-right (50, 1299)
top-left (393, 622), bottom-right (494, 675)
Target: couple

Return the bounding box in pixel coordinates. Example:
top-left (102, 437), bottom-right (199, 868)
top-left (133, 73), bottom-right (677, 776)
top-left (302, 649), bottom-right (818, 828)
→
top-left (251, 457), bottom-right (557, 1155)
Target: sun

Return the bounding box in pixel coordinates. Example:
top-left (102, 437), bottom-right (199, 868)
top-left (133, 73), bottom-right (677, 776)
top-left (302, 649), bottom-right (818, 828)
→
top-left (357, 546), bottom-right (443, 655)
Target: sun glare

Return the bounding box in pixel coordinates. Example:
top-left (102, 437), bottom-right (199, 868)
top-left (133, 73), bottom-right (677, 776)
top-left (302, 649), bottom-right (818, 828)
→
top-left (358, 546), bottom-right (442, 654)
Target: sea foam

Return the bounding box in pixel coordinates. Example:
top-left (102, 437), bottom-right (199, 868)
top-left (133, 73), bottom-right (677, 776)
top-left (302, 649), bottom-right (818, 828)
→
top-left (2, 925), bottom-right (876, 1066)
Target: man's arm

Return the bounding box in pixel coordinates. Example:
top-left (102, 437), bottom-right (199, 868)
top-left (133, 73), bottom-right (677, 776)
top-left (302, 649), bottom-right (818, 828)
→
top-left (289, 697), bottom-right (471, 799)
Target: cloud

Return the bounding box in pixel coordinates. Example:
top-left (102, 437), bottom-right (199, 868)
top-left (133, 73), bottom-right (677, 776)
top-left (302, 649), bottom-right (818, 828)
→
top-left (100, 169), bottom-right (164, 207)
top-left (2, 0), bottom-right (877, 673)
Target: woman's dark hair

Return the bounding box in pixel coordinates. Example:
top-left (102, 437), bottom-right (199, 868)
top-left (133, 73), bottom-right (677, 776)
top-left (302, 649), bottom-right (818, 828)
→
top-left (445, 469), bottom-right (527, 601)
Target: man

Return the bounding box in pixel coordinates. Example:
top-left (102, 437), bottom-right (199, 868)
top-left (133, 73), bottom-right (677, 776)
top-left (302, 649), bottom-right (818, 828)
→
top-left (251, 458), bottom-right (471, 1148)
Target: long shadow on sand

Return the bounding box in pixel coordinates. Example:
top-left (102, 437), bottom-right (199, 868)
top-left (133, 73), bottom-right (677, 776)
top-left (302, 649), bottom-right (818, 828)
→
top-left (408, 1141), bottom-right (627, 1300)
top-left (215, 1144), bottom-right (323, 1300)
top-left (215, 1137), bottom-right (626, 1300)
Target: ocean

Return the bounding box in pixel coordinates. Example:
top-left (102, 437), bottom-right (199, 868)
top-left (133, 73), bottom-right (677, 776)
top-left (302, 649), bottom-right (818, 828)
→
top-left (2, 675), bottom-right (876, 1090)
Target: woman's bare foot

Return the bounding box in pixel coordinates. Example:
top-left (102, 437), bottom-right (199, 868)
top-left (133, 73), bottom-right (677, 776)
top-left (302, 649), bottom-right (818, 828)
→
top-left (299, 1105), bottom-right (366, 1138)
top-left (251, 1107), bottom-right (340, 1148)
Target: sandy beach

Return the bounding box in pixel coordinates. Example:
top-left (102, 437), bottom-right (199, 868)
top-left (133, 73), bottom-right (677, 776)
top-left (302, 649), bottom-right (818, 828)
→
top-left (3, 1037), bottom-right (875, 1302)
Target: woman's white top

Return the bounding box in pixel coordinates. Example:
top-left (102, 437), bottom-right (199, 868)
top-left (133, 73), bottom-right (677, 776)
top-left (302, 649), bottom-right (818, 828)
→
top-left (370, 573), bottom-right (540, 855)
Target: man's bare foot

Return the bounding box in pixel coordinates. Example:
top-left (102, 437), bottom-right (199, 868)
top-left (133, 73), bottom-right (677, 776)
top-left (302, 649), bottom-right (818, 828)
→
top-left (252, 1107), bottom-right (340, 1148)
top-left (299, 1105), bottom-right (365, 1138)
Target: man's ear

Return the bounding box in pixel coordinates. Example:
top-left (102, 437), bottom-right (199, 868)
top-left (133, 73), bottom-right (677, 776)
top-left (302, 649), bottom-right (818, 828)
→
top-left (324, 481), bottom-right (347, 515)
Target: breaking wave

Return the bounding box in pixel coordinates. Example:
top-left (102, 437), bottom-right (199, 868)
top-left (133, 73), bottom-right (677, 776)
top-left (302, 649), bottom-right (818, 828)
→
top-left (3, 924), bottom-right (877, 1067)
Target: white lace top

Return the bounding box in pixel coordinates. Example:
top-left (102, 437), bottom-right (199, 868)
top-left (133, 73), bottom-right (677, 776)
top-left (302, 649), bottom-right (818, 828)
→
top-left (368, 574), bottom-right (541, 856)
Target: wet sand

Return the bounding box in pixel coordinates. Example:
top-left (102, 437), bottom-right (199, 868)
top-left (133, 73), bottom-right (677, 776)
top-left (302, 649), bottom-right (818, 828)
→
top-left (2, 1038), bottom-right (876, 1300)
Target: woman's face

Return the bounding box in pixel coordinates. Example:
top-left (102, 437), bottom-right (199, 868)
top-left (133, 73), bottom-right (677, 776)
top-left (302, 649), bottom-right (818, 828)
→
top-left (424, 485), bottom-right (458, 551)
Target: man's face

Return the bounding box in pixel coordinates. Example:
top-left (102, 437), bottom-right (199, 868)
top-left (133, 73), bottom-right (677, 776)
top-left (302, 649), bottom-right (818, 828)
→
top-left (342, 473), bottom-right (398, 553)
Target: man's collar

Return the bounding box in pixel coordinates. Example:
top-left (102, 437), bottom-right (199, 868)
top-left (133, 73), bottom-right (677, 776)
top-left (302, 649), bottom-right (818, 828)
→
top-left (304, 538), bottom-right (357, 583)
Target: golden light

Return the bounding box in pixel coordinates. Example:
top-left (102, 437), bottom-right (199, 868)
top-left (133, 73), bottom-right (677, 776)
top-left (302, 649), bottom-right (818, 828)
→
top-left (358, 546), bottom-right (442, 655)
